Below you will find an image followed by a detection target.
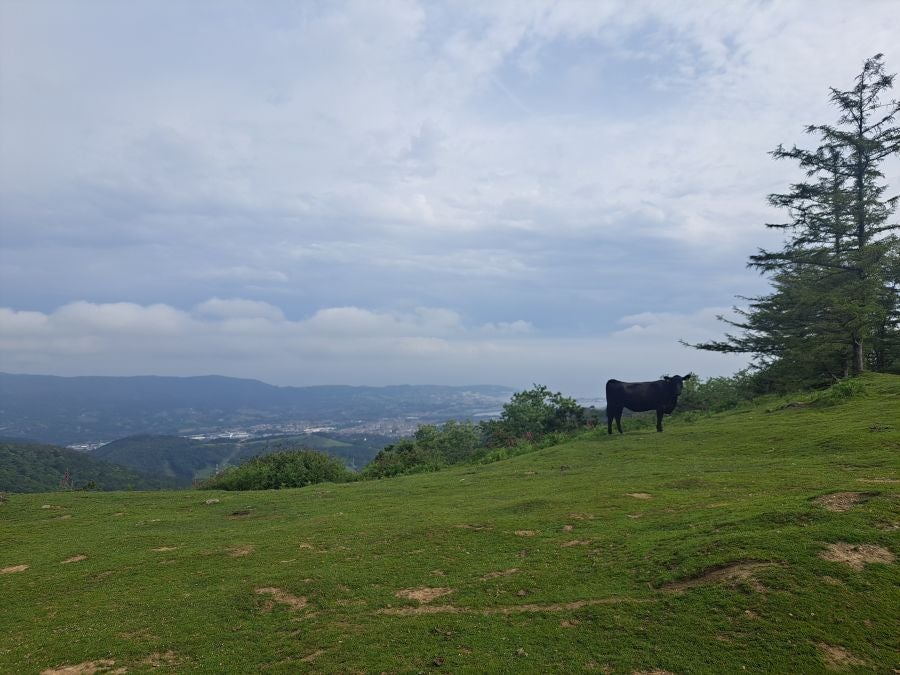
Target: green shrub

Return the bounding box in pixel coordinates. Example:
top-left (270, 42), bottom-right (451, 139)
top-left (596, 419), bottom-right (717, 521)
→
top-left (482, 384), bottom-right (583, 447)
top-left (198, 450), bottom-right (350, 491)
top-left (360, 438), bottom-right (446, 479)
top-left (811, 377), bottom-right (866, 406)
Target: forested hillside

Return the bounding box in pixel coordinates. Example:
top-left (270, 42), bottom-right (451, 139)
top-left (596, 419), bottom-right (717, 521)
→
top-left (0, 440), bottom-right (180, 493)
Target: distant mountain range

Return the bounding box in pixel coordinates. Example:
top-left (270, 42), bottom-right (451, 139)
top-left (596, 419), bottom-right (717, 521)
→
top-left (0, 373), bottom-right (513, 446)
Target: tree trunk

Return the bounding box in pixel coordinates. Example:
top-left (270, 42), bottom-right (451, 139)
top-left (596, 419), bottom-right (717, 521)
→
top-left (852, 334), bottom-right (865, 374)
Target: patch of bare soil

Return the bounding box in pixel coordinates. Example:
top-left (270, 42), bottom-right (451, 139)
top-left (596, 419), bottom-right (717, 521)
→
top-left (626, 493), bottom-right (652, 499)
top-left (820, 575), bottom-right (844, 586)
top-left (61, 555), bottom-right (87, 564)
top-left (479, 568), bottom-right (519, 580)
top-left (377, 597), bottom-right (647, 616)
top-left (514, 530), bottom-right (537, 537)
top-left (817, 643), bottom-right (867, 670)
top-left (1, 564), bottom-right (28, 574)
top-left (561, 540), bottom-right (590, 547)
top-left (229, 509), bottom-right (253, 517)
top-left (633, 671), bottom-right (675, 675)
top-left (562, 524), bottom-right (574, 532)
top-left (661, 561), bottom-right (775, 593)
top-left (819, 542), bottom-right (895, 571)
top-left (40, 660), bottom-right (124, 675)
top-left (300, 650), bottom-right (325, 663)
top-left (142, 651), bottom-right (180, 668)
top-left (455, 523), bottom-right (493, 530)
top-left (256, 587), bottom-right (308, 611)
top-left (151, 546), bottom-right (177, 552)
top-left (226, 545), bottom-right (254, 557)
top-left (569, 512), bottom-right (594, 520)
top-left (813, 492), bottom-right (874, 512)
top-left (856, 477), bottom-right (898, 484)
top-left (380, 604), bottom-right (464, 616)
top-left (395, 587), bottom-right (453, 603)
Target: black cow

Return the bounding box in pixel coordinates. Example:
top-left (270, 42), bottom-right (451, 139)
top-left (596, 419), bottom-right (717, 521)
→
top-left (605, 374), bottom-right (692, 434)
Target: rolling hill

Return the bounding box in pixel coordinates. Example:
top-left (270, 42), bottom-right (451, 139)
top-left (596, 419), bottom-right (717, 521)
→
top-left (92, 432), bottom-right (389, 484)
top-left (0, 440), bottom-right (181, 493)
top-left (1, 374), bottom-right (898, 672)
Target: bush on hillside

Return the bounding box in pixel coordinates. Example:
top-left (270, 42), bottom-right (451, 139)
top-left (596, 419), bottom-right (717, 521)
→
top-left (363, 385), bottom-right (590, 479)
top-left (676, 370), bottom-right (759, 414)
top-left (198, 450), bottom-right (350, 490)
top-left (482, 384), bottom-right (584, 447)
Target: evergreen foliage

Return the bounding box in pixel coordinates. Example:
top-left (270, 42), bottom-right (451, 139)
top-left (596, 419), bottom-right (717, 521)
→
top-left (690, 55), bottom-right (900, 387)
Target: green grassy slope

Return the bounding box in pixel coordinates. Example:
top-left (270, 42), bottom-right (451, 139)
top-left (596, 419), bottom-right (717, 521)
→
top-left (1, 374), bottom-right (898, 673)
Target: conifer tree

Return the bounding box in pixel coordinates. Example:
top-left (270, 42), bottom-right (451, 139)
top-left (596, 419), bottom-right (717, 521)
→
top-left (690, 55), bottom-right (900, 385)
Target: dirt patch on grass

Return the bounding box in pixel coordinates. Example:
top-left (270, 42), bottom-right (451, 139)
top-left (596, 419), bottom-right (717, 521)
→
top-left (562, 524), bottom-right (574, 532)
top-left (1, 564), bottom-right (28, 574)
top-left (61, 555), bottom-right (87, 564)
top-left (817, 643), bottom-right (867, 669)
top-left (819, 542), bottom-right (895, 570)
top-left (820, 575), bottom-right (845, 586)
top-left (380, 604), bottom-right (464, 616)
top-left (226, 545), bottom-right (254, 557)
top-left (255, 587), bottom-right (308, 610)
top-left (514, 530), bottom-right (537, 537)
top-left (661, 561), bottom-right (775, 593)
top-left (569, 512), bottom-right (594, 520)
top-left (395, 587), bottom-right (453, 603)
top-left (229, 509), bottom-right (253, 518)
top-left (151, 546), bottom-right (177, 552)
top-left (40, 660), bottom-right (123, 675)
top-left (456, 523), bottom-right (493, 530)
top-left (378, 597), bottom-right (648, 616)
top-left (142, 651), bottom-right (180, 668)
top-left (561, 540), bottom-right (590, 547)
top-left (300, 650), bottom-right (325, 663)
top-left (813, 492), bottom-right (874, 512)
top-left (856, 477), bottom-right (898, 484)
top-left (626, 493), bottom-right (652, 500)
top-left (633, 671), bottom-right (675, 675)
top-left (480, 568), bottom-right (519, 580)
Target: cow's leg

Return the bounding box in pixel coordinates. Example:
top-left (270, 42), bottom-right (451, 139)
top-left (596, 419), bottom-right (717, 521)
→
top-left (656, 407), bottom-right (663, 432)
top-left (607, 406), bottom-right (623, 434)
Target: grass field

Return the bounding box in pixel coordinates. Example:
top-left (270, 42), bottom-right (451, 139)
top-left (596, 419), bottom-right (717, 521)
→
top-left (2, 374), bottom-right (898, 673)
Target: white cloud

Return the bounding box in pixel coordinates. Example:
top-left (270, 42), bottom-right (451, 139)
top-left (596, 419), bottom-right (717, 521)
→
top-left (0, 2), bottom-right (896, 386)
top-left (0, 300), bottom-right (747, 395)
top-left (194, 298), bottom-right (285, 321)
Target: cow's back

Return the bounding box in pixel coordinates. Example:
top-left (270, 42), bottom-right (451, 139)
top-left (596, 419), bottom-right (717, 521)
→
top-left (609, 379), bottom-right (664, 412)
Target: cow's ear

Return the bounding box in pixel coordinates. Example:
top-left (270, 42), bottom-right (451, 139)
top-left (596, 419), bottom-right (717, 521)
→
top-left (683, 373), bottom-right (692, 380)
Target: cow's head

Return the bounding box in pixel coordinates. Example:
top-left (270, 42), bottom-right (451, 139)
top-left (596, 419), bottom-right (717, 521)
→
top-left (662, 373), bottom-right (692, 412)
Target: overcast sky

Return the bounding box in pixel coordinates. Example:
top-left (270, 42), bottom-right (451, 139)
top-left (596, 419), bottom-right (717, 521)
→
top-left (1, 1), bottom-right (899, 395)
